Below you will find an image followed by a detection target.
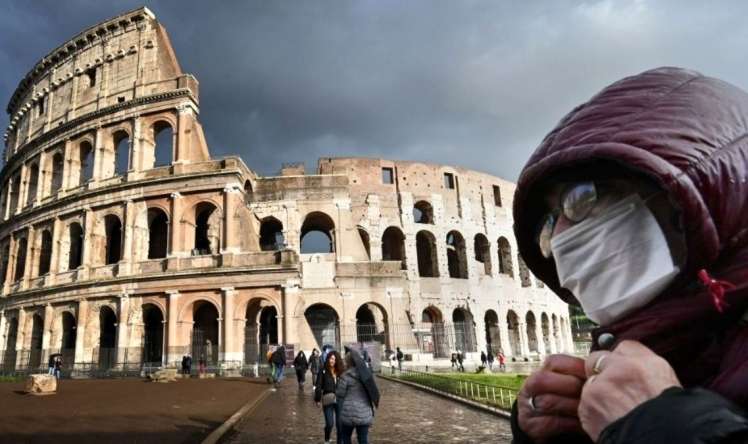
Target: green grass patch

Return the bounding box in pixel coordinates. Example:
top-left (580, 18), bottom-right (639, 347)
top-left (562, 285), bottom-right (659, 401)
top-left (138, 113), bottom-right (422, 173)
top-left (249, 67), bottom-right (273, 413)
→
top-left (392, 371), bottom-right (521, 410)
top-left (0, 375), bottom-right (25, 383)
top-left (440, 372), bottom-right (527, 391)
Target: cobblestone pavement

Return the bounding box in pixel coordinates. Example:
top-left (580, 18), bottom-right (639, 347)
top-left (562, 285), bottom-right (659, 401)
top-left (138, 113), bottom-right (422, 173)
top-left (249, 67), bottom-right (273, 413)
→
top-left (224, 376), bottom-right (512, 443)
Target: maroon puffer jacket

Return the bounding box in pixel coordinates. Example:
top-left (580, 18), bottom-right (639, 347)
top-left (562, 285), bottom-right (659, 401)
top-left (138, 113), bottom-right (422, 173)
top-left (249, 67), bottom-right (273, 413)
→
top-left (512, 67), bottom-right (748, 407)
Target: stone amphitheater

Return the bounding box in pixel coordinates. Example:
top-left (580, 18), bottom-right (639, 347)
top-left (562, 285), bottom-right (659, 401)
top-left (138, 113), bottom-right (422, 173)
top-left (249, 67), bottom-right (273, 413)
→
top-left (0, 7), bottom-right (571, 374)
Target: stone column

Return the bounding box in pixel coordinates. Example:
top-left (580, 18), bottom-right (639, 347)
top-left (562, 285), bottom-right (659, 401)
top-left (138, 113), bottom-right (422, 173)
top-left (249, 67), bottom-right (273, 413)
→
top-left (116, 293), bottom-right (130, 366)
top-left (0, 310), bottom-right (6, 352)
top-left (518, 320), bottom-right (530, 357)
top-left (498, 311), bottom-right (512, 356)
top-left (22, 227), bottom-right (35, 289)
top-left (62, 138), bottom-right (73, 191)
top-left (130, 117), bottom-right (142, 172)
top-left (221, 287), bottom-right (239, 362)
top-left (565, 318), bottom-right (574, 353)
top-left (166, 290), bottom-right (180, 365)
top-left (48, 217), bottom-right (62, 283)
top-left (535, 314), bottom-right (546, 356)
top-left (120, 200), bottom-right (134, 275)
top-left (175, 103), bottom-right (195, 162)
top-left (14, 307), bottom-right (26, 369)
top-left (3, 236), bottom-right (15, 294)
top-left (41, 304), bottom-right (53, 365)
top-left (169, 192), bottom-right (183, 257)
top-left (16, 163), bottom-right (28, 215)
top-left (280, 285), bottom-right (299, 346)
top-left (81, 207), bottom-right (94, 277)
top-left (92, 127), bottom-right (105, 182)
top-left (73, 299), bottom-right (89, 369)
top-left (3, 178), bottom-right (12, 220)
top-left (222, 186), bottom-right (240, 254)
top-left (35, 150), bottom-right (48, 205)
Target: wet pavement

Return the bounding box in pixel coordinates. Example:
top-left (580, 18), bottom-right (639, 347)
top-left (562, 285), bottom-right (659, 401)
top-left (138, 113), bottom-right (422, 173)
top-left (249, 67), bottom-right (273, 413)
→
top-left (224, 375), bottom-right (512, 443)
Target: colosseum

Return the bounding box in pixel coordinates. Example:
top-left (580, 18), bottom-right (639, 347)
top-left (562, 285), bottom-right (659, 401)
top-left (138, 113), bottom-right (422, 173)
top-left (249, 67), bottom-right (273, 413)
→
top-left (0, 7), bottom-right (571, 375)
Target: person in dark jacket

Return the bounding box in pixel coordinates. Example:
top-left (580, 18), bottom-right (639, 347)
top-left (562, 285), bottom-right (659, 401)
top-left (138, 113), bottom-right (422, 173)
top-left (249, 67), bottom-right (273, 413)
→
top-left (315, 350), bottom-right (344, 444)
top-left (337, 351), bottom-right (376, 444)
top-left (270, 345), bottom-right (285, 388)
top-left (487, 350), bottom-right (495, 370)
top-left (395, 347), bottom-right (403, 370)
top-left (309, 348), bottom-right (321, 389)
top-left (456, 351), bottom-right (464, 372)
top-left (510, 67), bottom-right (748, 443)
top-left (294, 350), bottom-right (308, 390)
top-left (480, 351), bottom-right (487, 368)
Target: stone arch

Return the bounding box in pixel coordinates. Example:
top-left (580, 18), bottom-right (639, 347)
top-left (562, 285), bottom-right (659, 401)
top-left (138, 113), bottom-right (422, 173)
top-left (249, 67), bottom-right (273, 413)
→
top-left (497, 236), bottom-right (514, 277)
top-left (416, 230), bottom-right (439, 277)
top-left (67, 222), bottom-right (84, 270)
top-left (259, 216), bottom-right (284, 251)
top-left (0, 243), bottom-right (10, 286)
top-left (355, 302), bottom-right (389, 348)
top-left (14, 236), bottom-right (28, 281)
top-left (526, 311), bottom-right (538, 353)
top-left (79, 140), bottom-right (95, 185)
top-left (474, 233), bottom-right (492, 276)
top-left (38, 229), bottom-right (53, 275)
top-left (421, 305), bottom-right (448, 356)
top-left (152, 120), bottom-right (174, 168)
top-left (9, 170), bottom-right (21, 214)
top-left (28, 313), bottom-right (44, 368)
top-left (3, 316), bottom-right (19, 371)
top-left (147, 207), bottom-right (169, 259)
top-left (518, 254), bottom-right (532, 287)
top-left (541, 312), bottom-right (551, 353)
top-left (382, 226), bottom-right (406, 270)
top-left (452, 308), bottom-right (476, 353)
top-left (484, 309), bottom-right (500, 354)
top-left (304, 303), bottom-right (340, 349)
top-left (300, 211), bottom-right (335, 254)
top-left (113, 130), bottom-right (130, 176)
top-left (142, 303), bottom-right (164, 364)
top-left (104, 214), bottom-right (122, 265)
top-left (26, 162), bottom-right (39, 207)
top-left (357, 227), bottom-right (371, 259)
top-left (191, 300), bottom-right (220, 365)
top-left (97, 305), bottom-right (118, 369)
top-left (51, 151), bottom-right (64, 192)
top-left (244, 298), bottom-right (279, 365)
top-left (446, 231), bottom-right (468, 279)
top-left (192, 202), bottom-right (221, 255)
top-left (56, 311), bottom-right (77, 366)
top-left (507, 310), bottom-right (521, 357)
top-left (413, 200), bottom-right (434, 224)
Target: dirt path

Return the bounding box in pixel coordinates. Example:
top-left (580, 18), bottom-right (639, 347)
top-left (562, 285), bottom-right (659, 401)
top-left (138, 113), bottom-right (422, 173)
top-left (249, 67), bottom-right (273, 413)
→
top-left (0, 377), bottom-right (269, 443)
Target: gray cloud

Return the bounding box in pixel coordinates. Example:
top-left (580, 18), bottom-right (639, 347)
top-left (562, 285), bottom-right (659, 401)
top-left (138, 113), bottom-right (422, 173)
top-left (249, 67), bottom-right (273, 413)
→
top-left (2, 0), bottom-right (748, 180)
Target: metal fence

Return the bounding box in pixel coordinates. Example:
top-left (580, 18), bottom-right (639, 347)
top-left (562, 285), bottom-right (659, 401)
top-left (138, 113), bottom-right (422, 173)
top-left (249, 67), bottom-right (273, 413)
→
top-left (385, 366), bottom-right (518, 411)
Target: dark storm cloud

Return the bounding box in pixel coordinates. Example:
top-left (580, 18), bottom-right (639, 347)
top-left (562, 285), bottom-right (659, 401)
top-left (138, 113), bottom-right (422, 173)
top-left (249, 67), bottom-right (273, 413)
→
top-left (2, 1), bottom-right (748, 180)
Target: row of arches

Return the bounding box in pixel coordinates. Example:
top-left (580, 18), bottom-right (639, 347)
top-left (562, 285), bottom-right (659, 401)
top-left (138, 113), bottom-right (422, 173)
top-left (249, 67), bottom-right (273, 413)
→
top-left (1, 121), bottom-right (174, 219)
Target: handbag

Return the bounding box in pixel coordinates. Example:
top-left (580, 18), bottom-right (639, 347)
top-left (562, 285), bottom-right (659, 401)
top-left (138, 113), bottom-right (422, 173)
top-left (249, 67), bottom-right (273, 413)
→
top-left (322, 392), bottom-right (336, 406)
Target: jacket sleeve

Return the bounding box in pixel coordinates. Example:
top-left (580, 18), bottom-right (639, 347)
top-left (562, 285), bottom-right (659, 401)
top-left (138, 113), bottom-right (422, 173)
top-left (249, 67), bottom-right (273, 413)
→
top-left (336, 374), bottom-right (349, 401)
top-left (510, 401), bottom-right (594, 444)
top-left (599, 387), bottom-right (748, 444)
top-left (314, 371), bottom-right (323, 403)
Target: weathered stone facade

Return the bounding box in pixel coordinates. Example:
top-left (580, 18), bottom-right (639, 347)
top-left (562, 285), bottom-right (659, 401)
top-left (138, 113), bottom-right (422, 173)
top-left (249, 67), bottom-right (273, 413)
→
top-left (0, 8), bottom-right (571, 373)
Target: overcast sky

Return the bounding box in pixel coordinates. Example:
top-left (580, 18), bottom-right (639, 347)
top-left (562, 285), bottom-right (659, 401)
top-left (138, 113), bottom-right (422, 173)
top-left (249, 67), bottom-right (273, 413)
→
top-left (2, 0), bottom-right (747, 181)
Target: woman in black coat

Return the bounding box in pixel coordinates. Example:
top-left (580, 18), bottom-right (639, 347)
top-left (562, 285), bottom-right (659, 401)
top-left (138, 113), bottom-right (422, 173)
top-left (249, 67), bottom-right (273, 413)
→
top-left (309, 348), bottom-right (321, 389)
top-left (315, 351), bottom-right (344, 444)
top-left (293, 351), bottom-right (308, 389)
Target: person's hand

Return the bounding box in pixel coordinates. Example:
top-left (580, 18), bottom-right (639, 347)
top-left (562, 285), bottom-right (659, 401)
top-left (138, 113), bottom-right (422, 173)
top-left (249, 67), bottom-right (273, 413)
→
top-left (315, 402), bottom-right (321, 408)
top-left (518, 354), bottom-right (587, 443)
top-left (579, 340), bottom-right (681, 441)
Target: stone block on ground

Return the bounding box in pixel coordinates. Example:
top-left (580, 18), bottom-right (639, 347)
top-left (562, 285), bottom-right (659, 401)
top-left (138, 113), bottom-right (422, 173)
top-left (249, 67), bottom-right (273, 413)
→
top-left (198, 372), bottom-right (216, 379)
top-left (148, 368), bottom-right (178, 383)
top-left (25, 374), bottom-right (57, 395)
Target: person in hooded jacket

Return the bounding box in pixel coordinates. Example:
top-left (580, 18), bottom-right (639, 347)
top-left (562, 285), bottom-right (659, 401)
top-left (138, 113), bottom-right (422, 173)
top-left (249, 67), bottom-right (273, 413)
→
top-left (294, 350), bottom-right (308, 389)
top-left (510, 67), bottom-right (748, 444)
top-left (270, 345), bottom-right (286, 388)
top-left (336, 351), bottom-right (376, 444)
top-left (309, 348), bottom-right (321, 389)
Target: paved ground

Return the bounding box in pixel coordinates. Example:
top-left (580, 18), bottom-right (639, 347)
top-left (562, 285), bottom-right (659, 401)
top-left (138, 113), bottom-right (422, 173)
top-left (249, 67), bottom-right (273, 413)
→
top-left (0, 377), bottom-right (268, 443)
top-left (224, 376), bottom-right (512, 443)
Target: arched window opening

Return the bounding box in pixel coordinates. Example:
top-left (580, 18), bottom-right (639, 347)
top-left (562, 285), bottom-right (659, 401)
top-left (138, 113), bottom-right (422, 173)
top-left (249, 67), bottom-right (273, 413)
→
top-left (194, 203), bottom-right (220, 255)
top-left (446, 231), bottom-right (468, 279)
top-left (192, 302), bottom-right (219, 365)
top-left (305, 304), bottom-right (339, 349)
top-left (113, 131), bottom-right (130, 176)
top-left (541, 313), bottom-right (551, 353)
top-left (485, 310), bottom-right (500, 354)
top-left (507, 310), bottom-right (521, 357)
top-left (452, 308), bottom-right (476, 352)
top-left (474, 234), bottom-right (492, 276)
top-left (244, 180), bottom-right (253, 194)
top-left (3, 318), bottom-right (19, 372)
top-left (26, 164), bottom-right (39, 206)
top-left (0, 244), bottom-right (9, 286)
top-left (518, 254), bottom-right (531, 287)
top-left (60, 312), bottom-right (77, 367)
top-left (259, 217), bottom-right (284, 251)
top-left (244, 301), bottom-right (278, 365)
top-left (98, 306), bottom-right (117, 369)
top-left (416, 230), bottom-right (439, 277)
top-left (38, 230), bottom-right (53, 275)
top-left (300, 212), bottom-right (335, 254)
top-left (381, 226), bottom-right (406, 270)
top-left (497, 237), bottom-right (514, 277)
top-left (355, 303), bottom-right (388, 347)
top-left (9, 172), bottom-right (21, 214)
top-left (80, 141), bottom-right (94, 184)
top-left (104, 215), bottom-right (122, 265)
top-left (413, 201), bottom-right (434, 224)
top-left (51, 152), bottom-right (64, 192)
top-left (142, 304), bottom-right (164, 364)
top-left (259, 306), bottom-right (279, 346)
top-left (68, 223), bottom-right (84, 270)
top-left (29, 314), bottom-right (44, 369)
top-left (526, 312), bottom-right (538, 353)
top-left (147, 208), bottom-right (169, 259)
top-left (357, 227), bottom-right (371, 259)
top-left (153, 122), bottom-right (173, 168)
top-left (420, 306), bottom-right (447, 358)
top-left (14, 237), bottom-right (28, 281)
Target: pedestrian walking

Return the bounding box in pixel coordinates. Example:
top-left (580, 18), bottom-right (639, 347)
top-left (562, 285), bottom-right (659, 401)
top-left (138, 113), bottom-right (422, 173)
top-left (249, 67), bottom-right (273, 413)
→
top-left (487, 351), bottom-right (495, 370)
top-left (497, 351), bottom-right (506, 372)
top-left (480, 351), bottom-right (487, 368)
top-left (396, 347), bottom-right (404, 371)
top-left (309, 348), bottom-right (321, 389)
top-left (456, 351), bottom-right (465, 372)
top-left (181, 355), bottom-right (192, 376)
top-left (270, 345), bottom-right (286, 388)
top-left (450, 353), bottom-right (457, 369)
top-left (266, 348), bottom-right (274, 384)
top-left (47, 354), bottom-right (56, 376)
top-left (389, 352), bottom-right (397, 374)
top-left (53, 355), bottom-right (63, 379)
top-left (337, 350), bottom-right (379, 444)
top-left (315, 350), bottom-right (344, 444)
top-left (294, 350), bottom-right (309, 389)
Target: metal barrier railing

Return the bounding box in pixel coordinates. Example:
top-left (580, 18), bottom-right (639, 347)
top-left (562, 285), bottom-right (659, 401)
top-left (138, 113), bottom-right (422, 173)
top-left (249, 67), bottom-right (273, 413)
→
top-left (385, 366), bottom-right (518, 411)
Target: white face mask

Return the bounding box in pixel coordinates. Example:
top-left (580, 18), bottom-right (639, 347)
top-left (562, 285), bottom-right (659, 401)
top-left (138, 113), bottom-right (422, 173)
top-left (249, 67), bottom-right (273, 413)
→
top-left (550, 194), bottom-right (680, 326)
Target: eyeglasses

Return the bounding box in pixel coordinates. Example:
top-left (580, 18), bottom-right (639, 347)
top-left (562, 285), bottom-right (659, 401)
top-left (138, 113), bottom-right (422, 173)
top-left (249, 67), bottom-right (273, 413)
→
top-left (537, 181), bottom-right (600, 258)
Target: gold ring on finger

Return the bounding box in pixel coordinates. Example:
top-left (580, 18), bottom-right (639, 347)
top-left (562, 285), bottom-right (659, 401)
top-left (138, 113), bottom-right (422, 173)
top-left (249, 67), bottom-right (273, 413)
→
top-left (592, 355), bottom-right (607, 375)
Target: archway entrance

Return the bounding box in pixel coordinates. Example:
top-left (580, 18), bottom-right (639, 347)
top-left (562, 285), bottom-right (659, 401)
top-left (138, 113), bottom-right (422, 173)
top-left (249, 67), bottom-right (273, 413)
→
top-left (355, 303), bottom-right (388, 347)
top-left (244, 300), bottom-right (278, 365)
top-left (526, 312), bottom-right (538, 354)
top-left (484, 310), bottom-right (500, 354)
top-left (192, 302), bottom-right (219, 365)
top-left (98, 307), bottom-right (117, 369)
top-left (421, 306), bottom-right (448, 358)
top-left (142, 305), bottom-right (164, 365)
top-left (60, 312), bottom-right (77, 367)
top-left (29, 314), bottom-right (44, 369)
top-left (3, 318), bottom-right (18, 371)
top-left (452, 308), bottom-right (476, 353)
top-left (305, 304), bottom-right (339, 349)
top-left (507, 310), bottom-right (521, 357)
